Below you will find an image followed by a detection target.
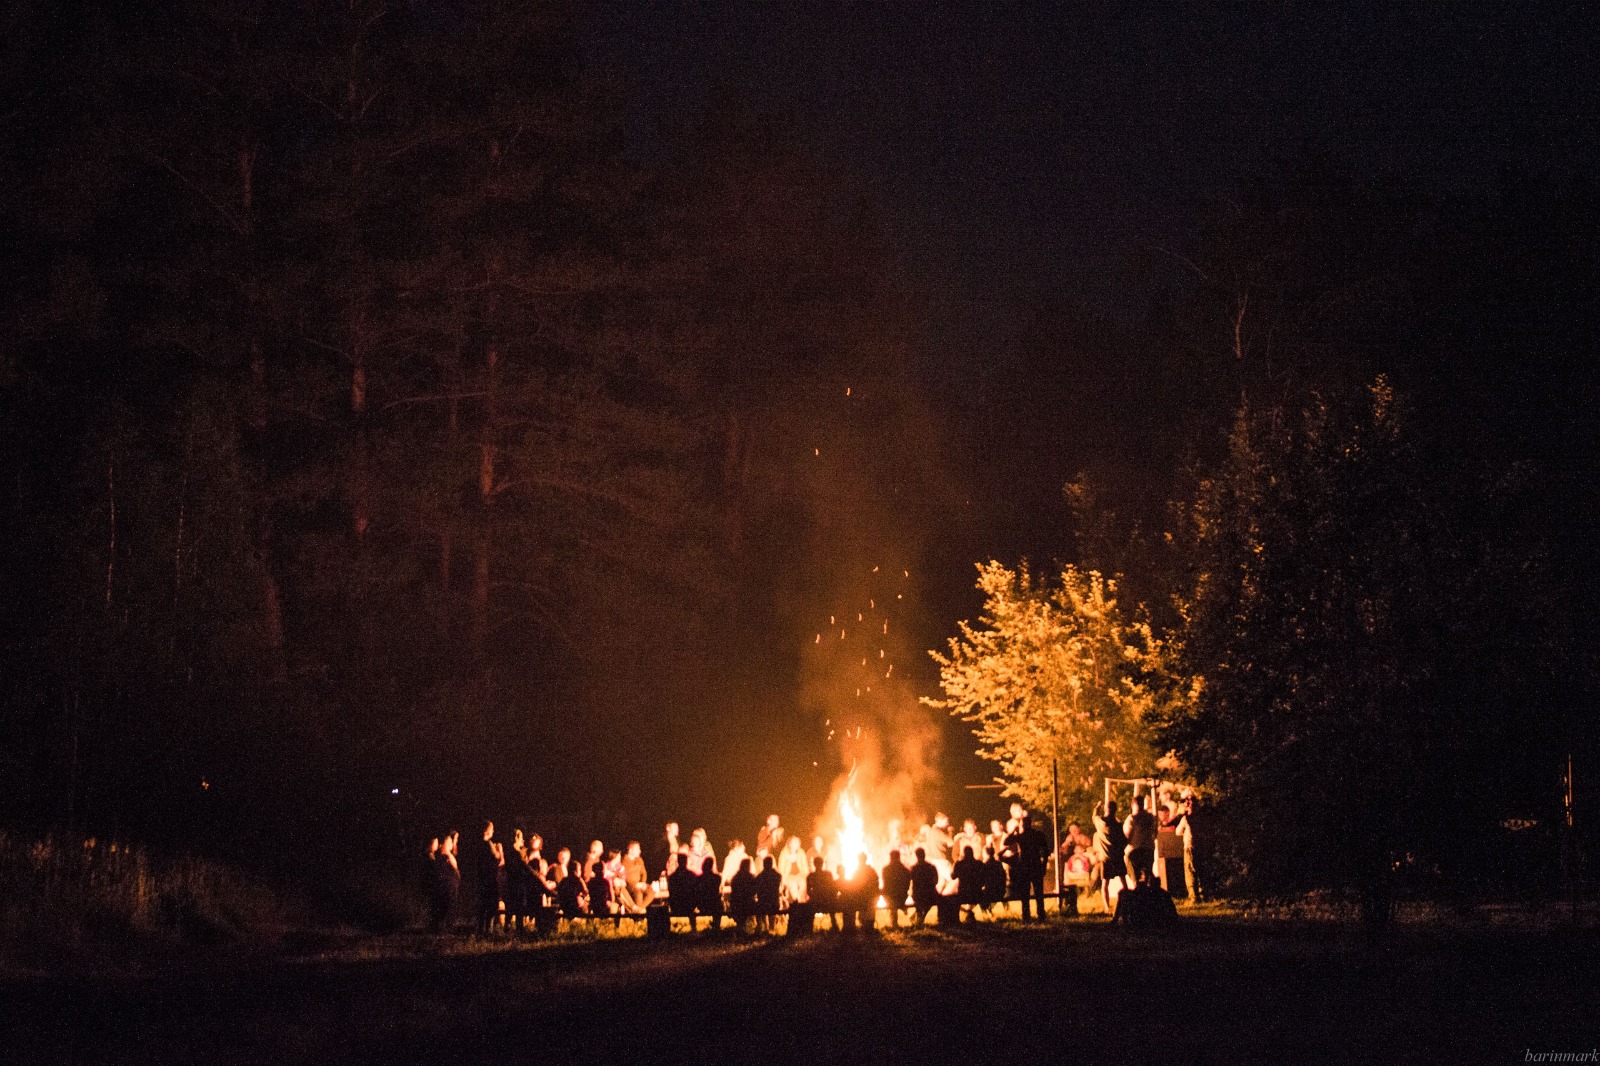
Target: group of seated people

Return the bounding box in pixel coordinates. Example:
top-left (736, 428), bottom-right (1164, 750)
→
top-left (664, 841), bottom-right (1035, 932)
top-left (426, 798), bottom-right (1188, 934)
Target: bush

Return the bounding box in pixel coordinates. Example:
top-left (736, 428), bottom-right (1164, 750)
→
top-left (0, 831), bottom-right (285, 972)
top-left (309, 870), bottom-right (428, 934)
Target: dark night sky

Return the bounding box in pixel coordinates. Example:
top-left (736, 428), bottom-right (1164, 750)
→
top-left (585, 3), bottom-right (1599, 568)
top-left (572, 5), bottom-right (1600, 827)
top-left (7, 1), bottom-right (1593, 851)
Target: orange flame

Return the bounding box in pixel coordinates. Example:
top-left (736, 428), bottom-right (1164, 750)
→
top-left (837, 788), bottom-right (866, 877)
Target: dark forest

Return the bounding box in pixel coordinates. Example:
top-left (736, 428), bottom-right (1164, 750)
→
top-left (2, 0), bottom-right (1596, 907)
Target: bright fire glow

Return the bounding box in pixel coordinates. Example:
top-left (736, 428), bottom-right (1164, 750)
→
top-left (837, 788), bottom-right (866, 877)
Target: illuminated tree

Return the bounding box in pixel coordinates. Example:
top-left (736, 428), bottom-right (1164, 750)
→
top-left (926, 561), bottom-right (1186, 815)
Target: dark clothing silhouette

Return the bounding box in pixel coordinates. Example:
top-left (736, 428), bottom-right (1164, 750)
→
top-left (844, 865), bottom-right (879, 930)
top-left (909, 858), bottom-right (941, 922)
top-left (468, 839), bottom-right (501, 932)
top-left (1126, 808), bottom-right (1157, 882)
top-left (1006, 825), bottom-right (1049, 919)
top-left (881, 860), bottom-right (912, 922)
top-left (586, 872), bottom-right (612, 916)
top-left (982, 855), bottom-right (1008, 908)
top-left (952, 855), bottom-right (985, 918)
top-left (1113, 879), bottom-right (1179, 928)
top-left (806, 869), bottom-right (840, 926)
top-left (526, 859), bottom-right (554, 931)
top-left (1100, 817), bottom-right (1129, 880)
top-left (729, 867), bottom-right (758, 925)
top-left (667, 863), bottom-right (698, 921)
top-left (695, 865), bottom-right (722, 928)
top-left (429, 854), bottom-right (460, 932)
top-left (1127, 808), bottom-right (1158, 851)
top-left (504, 848), bottom-right (532, 923)
top-left (754, 865), bottom-right (782, 920)
top-left (556, 871), bottom-right (586, 918)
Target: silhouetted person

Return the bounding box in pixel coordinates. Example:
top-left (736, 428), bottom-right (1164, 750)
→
top-left (586, 861), bottom-right (614, 916)
top-left (1112, 868), bottom-right (1179, 928)
top-left (430, 831), bottom-right (461, 932)
top-left (754, 855), bottom-right (782, 931)
top-left (1006, 815), bottom-right (1049, 919)
top-left (844, 856), bottom-right (879, 931)
top-left (470, 821), bottom-right (502, 934)
top-left (424, 836), bottom-right (442, 921)
top-left (667, 851), bottom-right (697, 928)
top-left (1094, 800), bottom-right (1129, 911)
top-left (504, 829), bottom-right (533, 932)
top-left (528, 851), bottom-right (556, 933)
top-left (909, 847), bottom-right (942, 924)
top-left (1126, 798), bottom-right (1157, 885)
top-left (728, 858), bottom-right (758, 931)
top-left (557, 860), bottom-right (587, 920)
top-left (982, 847), bottom-right (1008, 914)
top-left (952, 846), bottom-right (985, 922)
top-left (695, 855), bottom-right (722, 931)
top-left (881, 849), bottom-right (912, 927)
top-left (807, 857), bottom-right (840, 930)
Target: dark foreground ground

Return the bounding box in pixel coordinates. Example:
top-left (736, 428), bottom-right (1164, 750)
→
top-left (2, 912), bottom-right (1594, 1065)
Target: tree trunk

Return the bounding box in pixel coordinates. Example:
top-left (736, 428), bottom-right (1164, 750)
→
top-left (248, 341), bottom-right (267, 431)
top-left (350, 309), bottom-right (370, 537)
top-left (442, 341), bottom-right (460, 592)
top-left (722, 414), bottom-right (753, 554)
top-left (472, 534), bottom-right (490, 660)
top-left (471, 339), bottom-right (498, 662)
top-left (262, 566), bottom-right (287, 682)
top-left (104, 452), bottom-right (116, 608)
top-left (257, 516), bottom-right (288, 682)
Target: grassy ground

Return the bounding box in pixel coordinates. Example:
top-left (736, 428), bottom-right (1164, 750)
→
top-left (1, 907), bottom-right (1593, 1064)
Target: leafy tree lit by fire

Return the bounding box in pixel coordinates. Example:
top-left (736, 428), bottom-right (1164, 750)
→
top-left (925, 562), bottom-right (1192, 816)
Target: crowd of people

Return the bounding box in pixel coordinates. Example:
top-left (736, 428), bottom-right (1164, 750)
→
top-left (422, 789), bottom-right (1197, 935)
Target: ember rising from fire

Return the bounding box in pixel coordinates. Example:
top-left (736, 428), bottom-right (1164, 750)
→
top-left (804, 561), bottom-right (941, 875)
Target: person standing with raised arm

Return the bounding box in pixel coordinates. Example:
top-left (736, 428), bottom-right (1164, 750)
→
top-left (1126, 796), bottom-right (1158, 886)
top-left (1094, 800), bottom-right (1129, 912)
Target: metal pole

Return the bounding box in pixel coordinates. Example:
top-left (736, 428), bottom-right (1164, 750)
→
top-left (1051, 759), bottom-right (1061, 912)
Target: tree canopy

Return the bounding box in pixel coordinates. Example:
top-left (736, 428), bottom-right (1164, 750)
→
top-left (926, 561), bottom-right (1184, 815)
top-left (0, 0), bottom-right (943, 854)
top-left (1157, 377), bottom-right (1566, 906)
